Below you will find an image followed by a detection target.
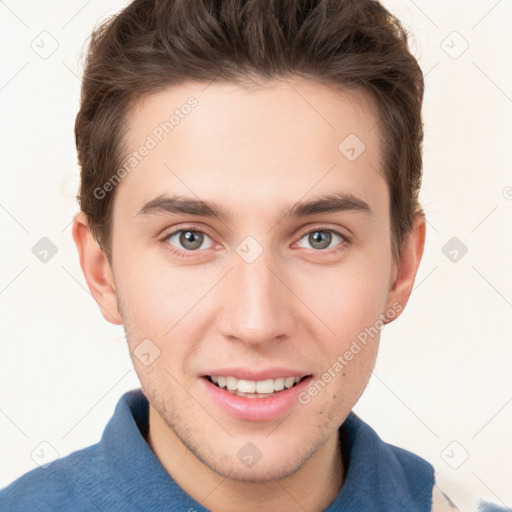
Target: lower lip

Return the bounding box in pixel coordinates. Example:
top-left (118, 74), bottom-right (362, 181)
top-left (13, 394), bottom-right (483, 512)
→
top-left (200, 376), bottom-right (313, 422)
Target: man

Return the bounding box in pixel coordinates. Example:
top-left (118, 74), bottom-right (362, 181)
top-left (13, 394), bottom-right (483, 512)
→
top-left (0, 0), bottom-right (462, 510)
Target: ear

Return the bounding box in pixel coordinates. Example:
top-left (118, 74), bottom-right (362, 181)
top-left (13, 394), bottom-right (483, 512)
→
top-left (383, 214), bottom-right (426, 324)
top-left (71, 211), bottom-right (123, 325)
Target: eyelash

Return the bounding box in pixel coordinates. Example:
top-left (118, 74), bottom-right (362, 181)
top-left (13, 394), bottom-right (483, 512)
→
top-left (159, 225), bottom-right (351, 259)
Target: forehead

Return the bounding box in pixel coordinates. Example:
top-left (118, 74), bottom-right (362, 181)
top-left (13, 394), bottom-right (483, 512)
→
top-left (114, 78), bottom-right (386, 220)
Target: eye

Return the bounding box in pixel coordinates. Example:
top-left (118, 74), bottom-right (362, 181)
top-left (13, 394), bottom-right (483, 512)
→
top-left (296, 228), bottom-right (348, 251)
top-left (160, 226), bottom-right (349, 259)
top-left (164, 229), bottom-right (215, 252)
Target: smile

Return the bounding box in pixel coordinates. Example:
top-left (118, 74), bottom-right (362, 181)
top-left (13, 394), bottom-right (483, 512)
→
top-left (200, 374), bottom-right (313, 421)
top-left (206, 375), bottom-right (308, 397)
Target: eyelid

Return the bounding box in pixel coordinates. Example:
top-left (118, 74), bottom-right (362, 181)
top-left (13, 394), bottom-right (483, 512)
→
top-left (160, 224), bottom-right (216, 241)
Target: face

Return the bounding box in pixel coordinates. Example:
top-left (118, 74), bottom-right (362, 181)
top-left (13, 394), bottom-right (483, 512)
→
top-left (82, 78), bottom-right (410, 482)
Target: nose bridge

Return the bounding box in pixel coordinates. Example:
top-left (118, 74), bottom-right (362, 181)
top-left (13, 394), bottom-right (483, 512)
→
top-left (218, 246), bottom-right (294, 346)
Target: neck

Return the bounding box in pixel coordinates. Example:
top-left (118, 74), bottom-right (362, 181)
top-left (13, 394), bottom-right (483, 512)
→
top-left (147, 405), bottom-right (345, 512)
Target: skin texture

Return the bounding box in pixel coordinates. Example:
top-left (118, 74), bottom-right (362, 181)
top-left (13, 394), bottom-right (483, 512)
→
top-left (73, 78), bottom-right (426, 512)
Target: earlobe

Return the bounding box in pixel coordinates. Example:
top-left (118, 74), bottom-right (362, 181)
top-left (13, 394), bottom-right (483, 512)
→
top-left (383, 214), bottom-right (426, 324)
top-left (71, 212), bottom-right (123, 325)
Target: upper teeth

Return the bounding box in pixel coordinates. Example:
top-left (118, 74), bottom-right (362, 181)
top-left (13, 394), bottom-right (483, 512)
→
top-left (211, 376), bottom-right (302, 394)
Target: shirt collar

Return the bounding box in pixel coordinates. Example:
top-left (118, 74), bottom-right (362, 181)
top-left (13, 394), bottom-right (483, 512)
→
top-left (102, 388), bottom-right (433, 511)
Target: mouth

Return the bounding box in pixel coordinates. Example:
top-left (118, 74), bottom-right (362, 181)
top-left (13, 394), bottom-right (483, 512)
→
top-left (202, 374), bottom-right (312, 398)
top-left (200, 373), bottom-right (313, 421)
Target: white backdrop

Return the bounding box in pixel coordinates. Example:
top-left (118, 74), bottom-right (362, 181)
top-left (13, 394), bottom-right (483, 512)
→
top-left (1, 1), bottom-right (511, 510)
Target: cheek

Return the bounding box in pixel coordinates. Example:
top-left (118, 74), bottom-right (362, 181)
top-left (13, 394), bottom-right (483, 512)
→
top-left (117, 270), bottom-right (195, 388)
top-left (115, 263), bottom-right (218, 374)
top-left (295, 256), bottom-right (390, 340)
top-left (116, 257), bottom-right (198, 331)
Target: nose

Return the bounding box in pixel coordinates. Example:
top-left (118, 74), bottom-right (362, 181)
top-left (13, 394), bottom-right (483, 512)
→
top-left (217, 251), bottom-right (297, 348)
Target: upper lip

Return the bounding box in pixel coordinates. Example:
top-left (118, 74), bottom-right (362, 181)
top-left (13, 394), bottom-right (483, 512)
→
top-left (202, 368), bottom-right (312, 381)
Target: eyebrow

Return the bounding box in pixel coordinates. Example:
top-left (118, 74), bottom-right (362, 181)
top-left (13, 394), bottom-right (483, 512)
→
top-left (135, 191), bottom-right (373, 221)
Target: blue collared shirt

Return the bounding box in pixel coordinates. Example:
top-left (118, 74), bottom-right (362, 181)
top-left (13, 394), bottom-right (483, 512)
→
top-left (0, 388), bottom-right (436, 511)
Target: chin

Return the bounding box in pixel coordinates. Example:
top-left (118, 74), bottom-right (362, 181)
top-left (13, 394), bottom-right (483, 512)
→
top-left (203, 431), bottom-right (322, 483)
top-left (207, 455), bottom-right (308, 483)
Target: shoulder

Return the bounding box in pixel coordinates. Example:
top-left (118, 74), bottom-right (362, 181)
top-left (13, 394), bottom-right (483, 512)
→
top-left (431, 485), bottom-right (461, 512)
top-left (0, 442), bottom-right (106, 511)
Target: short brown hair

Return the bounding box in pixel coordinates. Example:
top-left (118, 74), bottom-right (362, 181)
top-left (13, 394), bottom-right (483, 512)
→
top-left (75, 0), bottom-right (425, 264)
